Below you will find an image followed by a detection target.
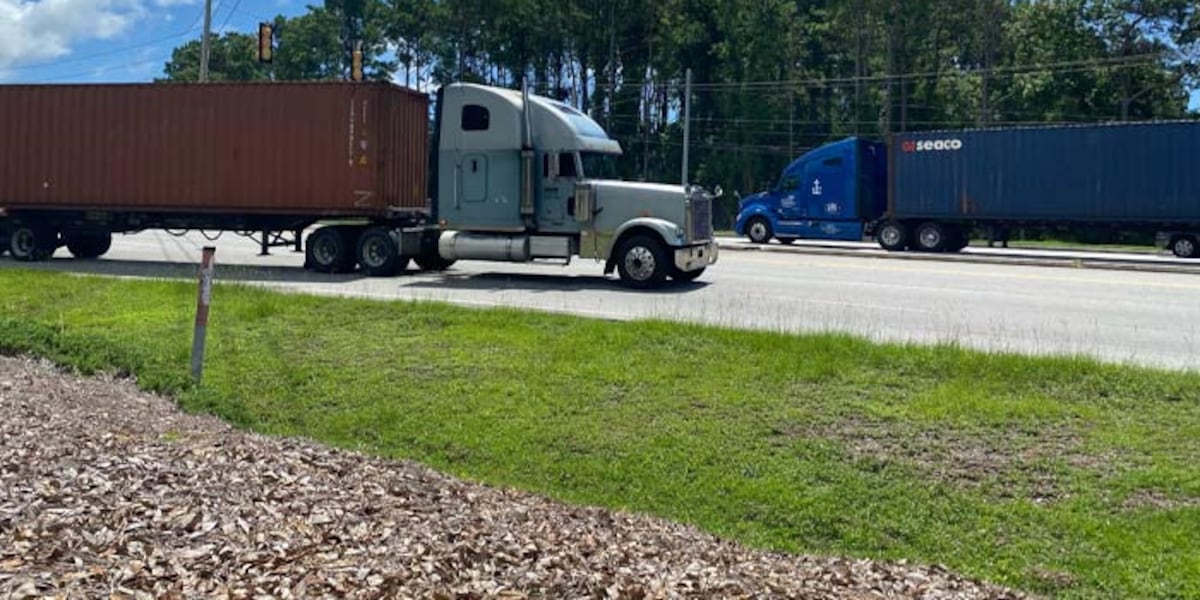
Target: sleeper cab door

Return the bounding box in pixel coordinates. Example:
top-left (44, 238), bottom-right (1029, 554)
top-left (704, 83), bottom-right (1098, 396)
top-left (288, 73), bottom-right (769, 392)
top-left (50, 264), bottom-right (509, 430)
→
top-left (440, 92), bottom-right (523, 231)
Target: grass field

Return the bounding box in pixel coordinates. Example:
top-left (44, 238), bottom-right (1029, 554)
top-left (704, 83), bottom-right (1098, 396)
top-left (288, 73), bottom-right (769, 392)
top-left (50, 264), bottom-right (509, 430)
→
top-left (1, 268), bottom-right (1198, 598)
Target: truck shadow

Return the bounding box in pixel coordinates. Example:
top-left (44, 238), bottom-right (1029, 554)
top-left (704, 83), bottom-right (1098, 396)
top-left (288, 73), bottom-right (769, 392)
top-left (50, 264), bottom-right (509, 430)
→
top-left (403, 271), bottom-right (710, 294)
top-left (0, 257), bottom-right (367, 284)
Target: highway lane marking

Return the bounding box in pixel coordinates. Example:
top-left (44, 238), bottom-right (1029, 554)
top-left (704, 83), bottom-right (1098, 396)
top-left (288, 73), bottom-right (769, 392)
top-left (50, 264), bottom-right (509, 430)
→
top-left (732, 253), bottom-right (1200, 291)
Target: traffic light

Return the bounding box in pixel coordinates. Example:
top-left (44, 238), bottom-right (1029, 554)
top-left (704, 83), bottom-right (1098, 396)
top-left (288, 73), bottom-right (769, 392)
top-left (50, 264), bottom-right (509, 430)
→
top-left (257, 22), bottom-right (273, 63)
top-left (351, 40), bottom-right (363, 81)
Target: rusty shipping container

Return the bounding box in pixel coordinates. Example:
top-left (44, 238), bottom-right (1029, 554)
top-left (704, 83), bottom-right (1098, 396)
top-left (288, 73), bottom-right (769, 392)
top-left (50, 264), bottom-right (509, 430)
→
top-left (0, 82), bottom-right (429, 217)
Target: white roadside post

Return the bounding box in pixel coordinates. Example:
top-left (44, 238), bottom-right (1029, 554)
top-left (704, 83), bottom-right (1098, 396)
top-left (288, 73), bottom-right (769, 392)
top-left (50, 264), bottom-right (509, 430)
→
top-left (191, 246), bottom-right (216, 384)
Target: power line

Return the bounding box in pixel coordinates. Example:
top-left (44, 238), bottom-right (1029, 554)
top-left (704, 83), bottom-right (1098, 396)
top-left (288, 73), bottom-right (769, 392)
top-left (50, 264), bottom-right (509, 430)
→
top-left (217, 0), bottom-right (244, 33)
top-left (594, 53), bottom-right (1169, 91)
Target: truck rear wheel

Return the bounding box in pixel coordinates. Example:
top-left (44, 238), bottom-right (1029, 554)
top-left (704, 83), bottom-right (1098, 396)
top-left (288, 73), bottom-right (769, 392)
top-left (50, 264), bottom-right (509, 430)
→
top-left (0, 230), bottom-right (8, 257)
top-left (65, 232), bottom-right (112, 259)
top-left (616, 234), bottom-right (669, 288)
top-left (914, 222), bottom-right (948, 252)
top-left (9, 225), bottom-right (56, 262)
top-left (1170, 235), bottom-right (1198, 259)
top-left (305, 226), bottom-right (356, 273)
top-left (746, 217), bottom-right (773, 244)
top-left (876, 222), bottom-right (908, 251)
top-left (357, 227), bottom-right (407, 276)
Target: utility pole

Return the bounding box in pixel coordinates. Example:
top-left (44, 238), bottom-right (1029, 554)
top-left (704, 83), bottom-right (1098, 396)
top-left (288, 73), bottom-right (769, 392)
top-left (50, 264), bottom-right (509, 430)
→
top-left (681, 68), bottom-right (692, 187)
top-left (199, 0), bottom-right (212, 82)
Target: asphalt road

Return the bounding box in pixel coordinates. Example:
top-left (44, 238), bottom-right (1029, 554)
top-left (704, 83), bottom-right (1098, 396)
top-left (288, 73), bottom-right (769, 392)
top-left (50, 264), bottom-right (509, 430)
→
top-left (3, 230), bottom-right (1198, 371)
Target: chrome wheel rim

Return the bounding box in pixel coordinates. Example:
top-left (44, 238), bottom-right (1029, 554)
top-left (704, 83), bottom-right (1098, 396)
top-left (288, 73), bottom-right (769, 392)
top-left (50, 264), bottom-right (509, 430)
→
top-left (624, 245), bottom-right (656, 281)
top-left (880, 226), bottom-right (902, 247)
top-left (749, 220), bottom-right (768, 243)
top-left (1175, 238), bottom-right (1195, 258)
top-left (919, 227), bottom-right (941, 249)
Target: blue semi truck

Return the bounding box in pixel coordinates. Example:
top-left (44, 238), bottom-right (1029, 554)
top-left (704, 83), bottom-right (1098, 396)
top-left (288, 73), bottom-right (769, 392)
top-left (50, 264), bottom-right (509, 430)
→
top-left (735, 121), bottom-right (1200, 258)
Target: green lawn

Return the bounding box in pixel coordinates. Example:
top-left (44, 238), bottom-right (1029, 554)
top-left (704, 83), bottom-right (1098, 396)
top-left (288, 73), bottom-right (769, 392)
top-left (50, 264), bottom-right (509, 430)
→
top-left (1, 268), bottom-right (1198, 598)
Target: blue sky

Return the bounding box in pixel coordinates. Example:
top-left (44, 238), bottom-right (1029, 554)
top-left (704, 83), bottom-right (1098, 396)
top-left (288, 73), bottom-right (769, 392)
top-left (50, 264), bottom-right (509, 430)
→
top-left (0, 0), bottom-right (306, 84)
top-left (0, 1), bottom-right (1197, 110)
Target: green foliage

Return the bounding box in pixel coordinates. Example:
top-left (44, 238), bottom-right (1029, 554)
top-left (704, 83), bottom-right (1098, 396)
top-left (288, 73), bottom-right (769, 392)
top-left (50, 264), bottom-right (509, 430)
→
top-left (4, 269), bottom-right (1200, 598)
top-left (158, 32), bottom-right (270, 82)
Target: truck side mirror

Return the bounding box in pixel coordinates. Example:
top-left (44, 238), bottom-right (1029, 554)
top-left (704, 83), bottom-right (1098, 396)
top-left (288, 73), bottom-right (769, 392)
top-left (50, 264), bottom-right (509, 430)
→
top-left (574, 183), bottom-right (593, 222)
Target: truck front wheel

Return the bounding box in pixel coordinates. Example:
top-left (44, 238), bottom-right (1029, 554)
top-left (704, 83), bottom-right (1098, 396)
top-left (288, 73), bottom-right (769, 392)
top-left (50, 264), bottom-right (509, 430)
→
top-left (9, 225), bottom-right (56, 262)
top-left (617, 235), bottom-right (669, 288)
top-left (746, 217), bottom-right (773, 244)
top-left (1170, 235), bottom-right (1198, 259)
top-left (876, 222), bottom-right (908, 251)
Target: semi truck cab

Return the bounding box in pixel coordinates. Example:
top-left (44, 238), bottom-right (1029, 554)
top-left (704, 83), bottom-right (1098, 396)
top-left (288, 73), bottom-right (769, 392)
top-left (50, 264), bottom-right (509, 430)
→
top-left (430, 83), bottom-right (717, 287)
top-left (734, 138), bottom-right (886, 245)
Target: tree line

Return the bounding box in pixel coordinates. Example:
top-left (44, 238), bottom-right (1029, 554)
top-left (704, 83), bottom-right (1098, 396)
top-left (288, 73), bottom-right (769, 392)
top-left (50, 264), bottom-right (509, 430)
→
top-left (164, 0), bottom-right (1199, 226)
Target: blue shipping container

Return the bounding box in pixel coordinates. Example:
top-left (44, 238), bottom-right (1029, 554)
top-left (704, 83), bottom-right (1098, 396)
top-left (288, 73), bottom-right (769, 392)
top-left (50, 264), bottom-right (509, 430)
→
top-left (891, 121), bottom-right (1200, 224)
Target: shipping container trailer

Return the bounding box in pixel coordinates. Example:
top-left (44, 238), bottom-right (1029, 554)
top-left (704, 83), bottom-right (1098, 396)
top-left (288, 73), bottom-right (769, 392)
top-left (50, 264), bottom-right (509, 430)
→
top-left (0, 82), bottom-right (429, 260)
top-left (735, 121), bottom-right (1200, 258)
top-left (0, 81), bottom-right (718, 287)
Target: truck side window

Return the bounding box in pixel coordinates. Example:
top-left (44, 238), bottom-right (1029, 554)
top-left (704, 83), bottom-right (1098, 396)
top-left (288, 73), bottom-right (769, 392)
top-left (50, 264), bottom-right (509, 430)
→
top-left (559, 153), bottom-right (578, 177)
top-left (462, 105), bottom-right (490, 131)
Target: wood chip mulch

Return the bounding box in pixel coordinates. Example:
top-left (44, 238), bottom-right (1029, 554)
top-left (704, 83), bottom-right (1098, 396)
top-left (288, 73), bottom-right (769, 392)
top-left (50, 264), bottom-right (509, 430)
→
top-left (0, 355), bottom-right (1027, 599)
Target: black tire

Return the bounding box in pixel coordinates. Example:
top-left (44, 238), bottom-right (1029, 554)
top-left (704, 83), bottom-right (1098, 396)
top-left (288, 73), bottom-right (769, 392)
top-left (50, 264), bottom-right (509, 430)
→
top-left (876, 222), bottom-right (908, 252)
top-left (414, 253), bottom-right (457, 271)
top-left (357, 227), bottom-right (404, 276)
top-left (616, 234), bottom-right (670, 288)
top-left (671, 267), bottom-right (706, 282)
top-left (8, 225), bottom-right (56, 262)
top-left (305, 227), bottom-right (357, 273)
top-left (1170, 235), bottom-right (1199, 259)
top-left (745, 216), bottom-right (773, 244)
top-left (65, 232), bottom-right (112, 259)
top-left (0, 231), bottom-right (8, 258)
top-left (914, 221), bottom-right (948, 252)
top-left (777, 237), bottom-right (797, 245)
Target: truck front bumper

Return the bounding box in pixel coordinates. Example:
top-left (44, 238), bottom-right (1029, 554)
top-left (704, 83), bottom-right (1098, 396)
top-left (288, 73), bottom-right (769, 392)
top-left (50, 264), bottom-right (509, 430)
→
top-left (674, 241), bottom-right (719, 272)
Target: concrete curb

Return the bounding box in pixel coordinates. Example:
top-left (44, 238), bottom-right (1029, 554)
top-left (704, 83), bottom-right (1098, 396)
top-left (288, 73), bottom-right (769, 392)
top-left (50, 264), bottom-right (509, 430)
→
top-left (716, 240), bottom-right (1200, 275)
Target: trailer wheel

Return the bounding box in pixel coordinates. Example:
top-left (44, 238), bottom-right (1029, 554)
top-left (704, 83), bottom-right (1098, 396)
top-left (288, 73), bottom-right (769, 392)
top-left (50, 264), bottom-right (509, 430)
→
top-left (1170, 235), bottom-right (1198, 259)
top-left (914, 222), bottom-right (948, 252)
top-left (357, 227), bottom-right (406, 276)
top-left (66, 232), bottom-right (112, 259)
top-left (876, 222), bottom-right (908, 251)
top-left (0, 230), bottom-right (8, 258)
top-left (616, 234), bottom-right (669, 288)
top-left (746, 217), bottom-right (773, 244)
top-left (305, 227), bottom-right (355, 273)
top-left (414, 254), bottom-right (456, 271)
top-left (670, 266), bottom-right (706, 282)
top-left (9, 225), bottom-right (56, 262)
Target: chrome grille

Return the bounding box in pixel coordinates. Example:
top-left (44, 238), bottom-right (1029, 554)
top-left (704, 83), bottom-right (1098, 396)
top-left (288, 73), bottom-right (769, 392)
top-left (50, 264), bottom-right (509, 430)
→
top-left (689, 193), bottom-right (713, 241)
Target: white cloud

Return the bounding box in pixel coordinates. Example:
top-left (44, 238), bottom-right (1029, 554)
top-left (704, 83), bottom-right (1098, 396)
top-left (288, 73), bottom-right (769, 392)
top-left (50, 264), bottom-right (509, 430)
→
top-left (0, 0), bottom-right (151, 71)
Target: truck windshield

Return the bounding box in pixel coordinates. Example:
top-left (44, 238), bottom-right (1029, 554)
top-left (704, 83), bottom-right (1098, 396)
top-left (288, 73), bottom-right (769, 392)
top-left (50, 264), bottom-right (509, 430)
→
top-left (580, 152), bottom-right (619, 179)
